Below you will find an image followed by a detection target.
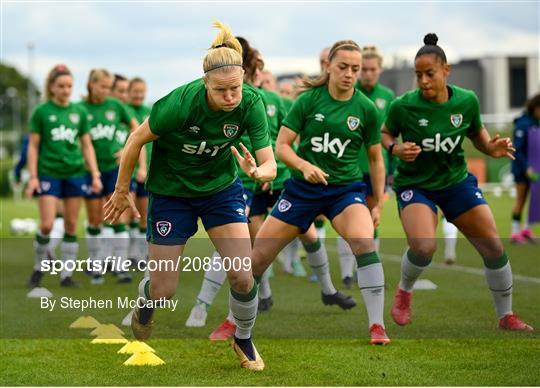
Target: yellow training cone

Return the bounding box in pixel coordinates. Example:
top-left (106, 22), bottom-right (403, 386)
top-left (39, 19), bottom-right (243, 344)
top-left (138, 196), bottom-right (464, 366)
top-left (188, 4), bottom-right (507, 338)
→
top-left (69, 316), bottom-right (100, 328)
top-left (124, 351), bottom-right (165, 366)
top-left (90, 324), bottom-right (125, 336)
top-left (118, 341), bottom-right (155, 354)
top-left (91, 332), bottom-right (128, 344)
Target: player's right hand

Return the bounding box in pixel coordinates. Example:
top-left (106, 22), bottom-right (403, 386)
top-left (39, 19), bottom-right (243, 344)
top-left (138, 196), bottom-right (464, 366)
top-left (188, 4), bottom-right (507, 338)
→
top-left (395, 142), bottom-right (422, 162)
top-left (300, 162), bottom-right (329, 185)
top-left (25, 177), bottom-right (40, 199)
top-left (104, 189), bottom-right (139, 223)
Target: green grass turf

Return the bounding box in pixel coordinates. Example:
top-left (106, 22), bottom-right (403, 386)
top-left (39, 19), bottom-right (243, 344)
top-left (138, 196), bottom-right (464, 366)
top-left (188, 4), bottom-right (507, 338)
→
top-left (1, 194), bottom-right (539, 385)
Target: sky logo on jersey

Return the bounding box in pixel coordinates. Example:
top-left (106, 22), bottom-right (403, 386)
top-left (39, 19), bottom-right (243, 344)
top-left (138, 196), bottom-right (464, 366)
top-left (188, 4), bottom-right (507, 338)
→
top-left (421, 134), bottom-right (461, 153)
top-left (314, 113), bottom-right (325, 122)
top-left (223, 124), bottom-right (239, 138)
top-left (450, 114), bottom-right (463, 128)
top-left (181, 141), bottom-right (231, 157)
top-left (418, 118), bottom-right (429, 127)
top-left (278, 199), bottom-right (292, 212)
top-left (156, 221), bottom-right (172, 237)
top-left (90, 124), bottom-right (116, 141)
top-left (115, 130), bottom-right (128, 146)
top-left (105, 110), bottom-right (116, 122)
top-left (311, 133), bottom-right (351, 158)
top-left (69, 113), bottom-right (80, 124)
top-left (51, 125), bottom-right (79, 144)
top-left (347, 116), bottom-right (360, 131)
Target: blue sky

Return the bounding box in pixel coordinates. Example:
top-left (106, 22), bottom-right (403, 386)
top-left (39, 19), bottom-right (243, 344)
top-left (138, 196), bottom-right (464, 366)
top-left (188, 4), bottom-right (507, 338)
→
top-left (2, 1), bottom-right (538, 102)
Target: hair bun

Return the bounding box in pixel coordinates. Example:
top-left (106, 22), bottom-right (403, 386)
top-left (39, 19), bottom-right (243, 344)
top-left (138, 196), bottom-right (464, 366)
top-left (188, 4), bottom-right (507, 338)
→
top-left (423, 33), bottom-right (438, 46)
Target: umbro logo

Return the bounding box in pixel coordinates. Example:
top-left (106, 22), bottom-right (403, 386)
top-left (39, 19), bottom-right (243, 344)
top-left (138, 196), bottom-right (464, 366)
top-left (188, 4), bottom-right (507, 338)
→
top-left (314, 113), bottom-right (325, 122)
top-left (48, 115), bottom-right (57, 122)
top-left (418, 118), bottom-right (429, 127)
top-left (189, 126), bottom-right (200, 134)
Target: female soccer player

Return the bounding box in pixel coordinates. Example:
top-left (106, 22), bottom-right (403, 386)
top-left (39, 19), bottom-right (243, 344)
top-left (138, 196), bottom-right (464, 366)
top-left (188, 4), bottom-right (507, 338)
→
top-left (338, 45), bottom-right (396, 288)
top-left (245, 40), bottom-right (390, 345)
top-left (82, 69), bottom-right (140, 284)
top-left (104, 22), bottom-right (276, 371)
top-left (193, 41), bottom-right (354, 340)
top-left (127, 77), bottom-right (153, 263)
top-left (510, 94), bottom-right (540, 244)
top-left (26, 64), bottom-right (101, 288)
top-left (382, 33), bottom-right (533, 332)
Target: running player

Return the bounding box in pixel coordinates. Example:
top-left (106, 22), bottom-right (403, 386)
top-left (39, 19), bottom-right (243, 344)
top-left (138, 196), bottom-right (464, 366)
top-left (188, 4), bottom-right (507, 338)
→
top-left (104, 21), bottom-right (276, 370)
top-left (26, 64), bottom-right (102, 288)
top-left (510, 93), bottom-right (540, 244)
top-left (383, 33), bottom-right (533, 332)
top-left (247, 40), bottom-right (390, 345)
top-left (338, 45), bottom-right (396, 288)
top-left (81, 69), bottom-right (140, 285)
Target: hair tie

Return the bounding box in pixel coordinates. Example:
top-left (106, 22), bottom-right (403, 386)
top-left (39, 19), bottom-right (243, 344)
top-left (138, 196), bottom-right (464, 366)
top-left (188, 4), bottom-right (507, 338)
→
top-left (204, 63), bottom-right (243, 74)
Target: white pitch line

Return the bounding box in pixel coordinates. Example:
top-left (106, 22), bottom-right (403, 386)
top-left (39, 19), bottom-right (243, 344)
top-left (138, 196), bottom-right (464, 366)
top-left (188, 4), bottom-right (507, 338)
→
top-left (324, 245), bottom-right (540, 285)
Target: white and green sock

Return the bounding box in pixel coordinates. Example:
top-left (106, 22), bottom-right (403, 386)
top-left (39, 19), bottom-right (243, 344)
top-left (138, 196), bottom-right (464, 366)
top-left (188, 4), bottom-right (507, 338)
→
top-left (196, 250), bottom-right (226, 308)
top-left (399, 249), bottom-right (432, 292)
top-left (60, 234), bottom-right (78, 280)
top-left (442, 218), bottom-right (458, 259)
top-left (304, 239), bottom-right (336, 295)
top-left (259, 268), bottom-right (272, 299)
top-left (337, 236), bottom-right (355, 279)
top-left (230, 283), bottom-right (258, 339)
top-left (356, 251), bottom-right (385, 327)
top-left (34, 233), bottom-right (50, 271)
top-left (483, 253), bottom-right (513, 318)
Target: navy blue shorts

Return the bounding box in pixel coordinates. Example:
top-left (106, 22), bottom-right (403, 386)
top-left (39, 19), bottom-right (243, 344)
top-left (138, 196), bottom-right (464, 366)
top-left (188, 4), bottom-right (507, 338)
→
top-left (130, 179), bottom-right (148, 197)
top-left (270, 178), bottom-right (367, 233)
top-left (37, 175), bottom-right (87, 198)
top-left (395, 173), bottom-right (488, 222)
top-left (250, 189), bottom-right (282, 217)
top-left (85, 168), bottom-right (118, 199)
top-left (147, 178), bottom-right (248, 245)
top-left (362, 173), bottom-right (389, 197)
top-left (512, 168), bottom-right (529, 184)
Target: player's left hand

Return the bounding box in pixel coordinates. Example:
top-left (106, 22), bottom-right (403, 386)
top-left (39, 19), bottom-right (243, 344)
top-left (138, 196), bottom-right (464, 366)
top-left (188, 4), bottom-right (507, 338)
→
top-left (104, 188), bottom-right (139, 224)
top-left (231, 142), bottom-right (261, 182)
top-left (90, 175), bottom-right (103, 194)
top-left (370, 205), bottom-right (382, 228)
top-left (488, 134), bottom-right (515, 160)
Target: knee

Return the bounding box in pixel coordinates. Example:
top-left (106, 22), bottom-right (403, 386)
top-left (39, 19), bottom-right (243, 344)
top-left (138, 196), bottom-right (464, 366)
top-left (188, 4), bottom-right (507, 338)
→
top-left (481, 240), bottom-right (505, 259)
top-left (348, 238), bottom-right (375, 255)
top-left (40, 223), bottom-right (53, 235)
top-left (229, 275), bottom-right (253, 294)
top-left (150, 282), bottom-right (176, 300)
top-left (409, 239), bottom-right (437, 260)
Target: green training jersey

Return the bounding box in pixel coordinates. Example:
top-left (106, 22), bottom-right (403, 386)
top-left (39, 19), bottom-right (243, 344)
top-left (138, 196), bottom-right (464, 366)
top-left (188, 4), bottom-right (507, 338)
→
top-left (80, 97), bottom-right (133, 173)
top-left (147, 78), bottom-right (271, 197)
top-left (259, 88), bottom-right (290, 191)
top-left (283, 85), bottom-right (381, 185)
top-left (281, 97), bottom-right (294, 113)
top-left (29, 101), bottom-right (89, 179)
top-left (355, 81), bottom-right (395, 175)
top-left (385, 85), bottom-right (483, 190)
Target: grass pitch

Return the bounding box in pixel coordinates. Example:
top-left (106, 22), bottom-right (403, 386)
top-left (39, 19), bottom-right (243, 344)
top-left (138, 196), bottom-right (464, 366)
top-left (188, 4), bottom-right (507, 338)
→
top-left (1, 194), bottom-right (539, 386)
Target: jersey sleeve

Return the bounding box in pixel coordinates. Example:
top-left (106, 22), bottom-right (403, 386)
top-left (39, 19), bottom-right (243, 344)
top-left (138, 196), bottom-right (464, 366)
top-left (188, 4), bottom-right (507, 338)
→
top-left (363, 102), bottom-right (382, 147)
top-left (29, 105), bottom-right (43, 135)
top-left (384, 99), bottom-right (402, 137)
top-left (245, 97), bottom-right (271, 151)
top-left (281, 92), bottom-right (308, 133)
top-left (466, 92), bottom-right (483, 137)
top-left (148, 88), bottom-right (183, 136)
top-left (118, 101), bottom-right (135, 126)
